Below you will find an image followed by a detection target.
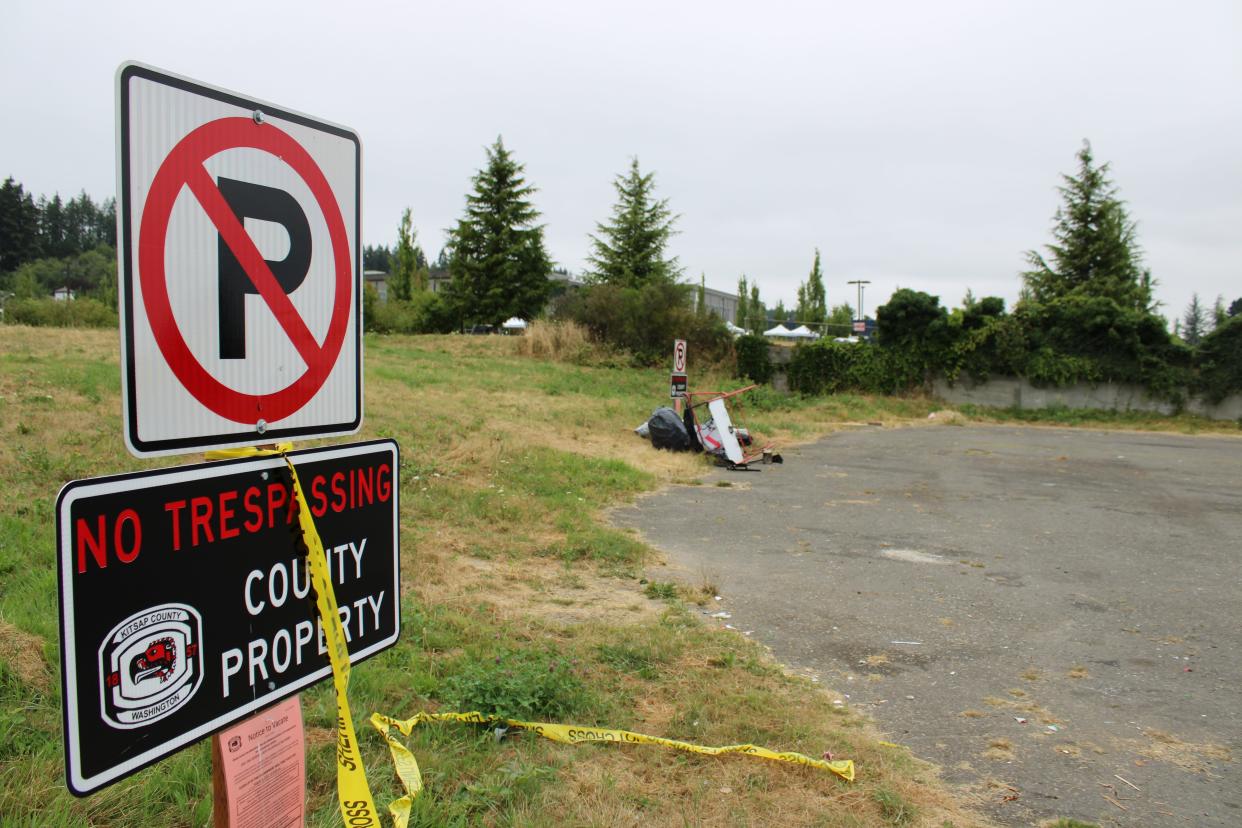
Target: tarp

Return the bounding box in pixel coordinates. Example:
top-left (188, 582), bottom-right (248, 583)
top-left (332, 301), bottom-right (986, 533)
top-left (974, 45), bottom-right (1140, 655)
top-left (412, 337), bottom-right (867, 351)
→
top-left (725, 321), bottom-right (749, 337)
top-left (501, 317), bottom-right (527, 329)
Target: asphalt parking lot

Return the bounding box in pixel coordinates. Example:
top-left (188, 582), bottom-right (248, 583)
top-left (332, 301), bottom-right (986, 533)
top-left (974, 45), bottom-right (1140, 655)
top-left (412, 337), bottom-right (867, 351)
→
top-left (612, 424), bottom-right (1241, 826)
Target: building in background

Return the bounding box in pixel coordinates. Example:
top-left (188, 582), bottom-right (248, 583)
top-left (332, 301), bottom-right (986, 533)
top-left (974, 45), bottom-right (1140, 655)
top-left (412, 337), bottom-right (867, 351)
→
top-left (363, 270), bottom-right (389, 302)
top-left (693, 285), bottom-right (738, 323)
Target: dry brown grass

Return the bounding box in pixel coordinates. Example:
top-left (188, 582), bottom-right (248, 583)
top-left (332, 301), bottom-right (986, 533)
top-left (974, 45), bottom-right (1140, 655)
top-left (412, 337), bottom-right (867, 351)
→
top-left (1067, 665), bottom-right (1090, 679)
top-left (1131, 729), bottom-right (1233, 774)
top-left (982, 696), bottom-right (1061, 725)
top-left (984, 738), bottom-right (1013, 761)
top-left (0, 327), bottom-right (997, 828)
top-left (512, 319), bottom-right (601, 362)
top-left (0, 619), bottom-right (51, 691)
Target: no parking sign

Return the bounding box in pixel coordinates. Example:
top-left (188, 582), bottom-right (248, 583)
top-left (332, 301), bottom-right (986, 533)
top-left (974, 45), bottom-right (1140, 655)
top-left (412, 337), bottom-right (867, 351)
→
top-left (117, 63), bottom-right (361, 456)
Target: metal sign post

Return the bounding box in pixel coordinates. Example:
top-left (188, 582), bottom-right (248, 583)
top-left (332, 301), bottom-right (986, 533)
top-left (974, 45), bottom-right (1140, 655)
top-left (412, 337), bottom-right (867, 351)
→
top-left (672, 339), bottom-right (687, 413)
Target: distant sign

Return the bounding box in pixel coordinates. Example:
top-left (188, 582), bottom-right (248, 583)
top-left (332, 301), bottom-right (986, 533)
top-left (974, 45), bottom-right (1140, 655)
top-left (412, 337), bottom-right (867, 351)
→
top-left (117, 63), bottom-right (361, 456)
top-left (852, 320), bottom-right (867, 334)
top-left (672, 339), bottom-right (687, 373)
top-left (56, 440), bottom-right (399, 796)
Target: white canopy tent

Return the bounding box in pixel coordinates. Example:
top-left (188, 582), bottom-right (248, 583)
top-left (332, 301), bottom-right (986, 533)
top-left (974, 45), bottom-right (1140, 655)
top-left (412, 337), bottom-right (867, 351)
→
top-left (788, 325), bottom-right (819, 339)
top-left (763, 323), bottom-right (794, 338)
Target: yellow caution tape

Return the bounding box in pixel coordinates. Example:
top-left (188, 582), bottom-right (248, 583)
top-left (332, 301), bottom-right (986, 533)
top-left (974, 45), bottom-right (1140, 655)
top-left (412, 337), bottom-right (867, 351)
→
top-left (207, 444), bottom-right (382, 828)
top-left (370, 710), bottom-right (855, 827)
top-left (209, 445), bottom-right (856, 828)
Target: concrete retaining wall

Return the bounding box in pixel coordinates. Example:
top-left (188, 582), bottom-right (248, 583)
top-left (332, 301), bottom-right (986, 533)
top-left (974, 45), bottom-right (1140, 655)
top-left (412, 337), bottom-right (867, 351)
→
top-left (767, 344), bottom-right (795, 392)
top-left (765, 344), bottom-right (1240, 420)
top-left (932, 375), bottom-right (1242, 421)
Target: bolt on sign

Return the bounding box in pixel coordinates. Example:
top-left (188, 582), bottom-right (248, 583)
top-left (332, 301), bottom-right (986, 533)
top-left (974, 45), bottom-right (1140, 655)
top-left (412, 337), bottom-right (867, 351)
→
top-left (56, 440), bottom-right (400, 796)
top-left (116, 63), bottom-right (361, 457)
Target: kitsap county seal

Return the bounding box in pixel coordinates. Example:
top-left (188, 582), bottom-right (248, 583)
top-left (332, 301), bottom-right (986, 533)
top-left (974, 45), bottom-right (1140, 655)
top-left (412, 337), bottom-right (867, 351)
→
top-left (98, 603), bottom-right (203, 728)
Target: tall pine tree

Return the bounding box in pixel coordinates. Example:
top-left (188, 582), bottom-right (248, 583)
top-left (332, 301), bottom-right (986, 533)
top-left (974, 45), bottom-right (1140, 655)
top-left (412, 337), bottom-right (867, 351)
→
top-left (1182, 294), bottom-right (1206, 346)
top-left (586, 158), bottom-right (681, 287)
top-left (0, 177), bottom-right (42, 271)
top-left (1023, 141), bottom-right (1150, 310)
top-left (446, 137), bottom-right (552, 327)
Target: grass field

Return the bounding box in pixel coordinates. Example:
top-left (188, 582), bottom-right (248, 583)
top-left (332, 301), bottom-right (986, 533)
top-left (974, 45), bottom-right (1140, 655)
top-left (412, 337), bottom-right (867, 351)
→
top-left (3, 324), bottom-right (1230, 826)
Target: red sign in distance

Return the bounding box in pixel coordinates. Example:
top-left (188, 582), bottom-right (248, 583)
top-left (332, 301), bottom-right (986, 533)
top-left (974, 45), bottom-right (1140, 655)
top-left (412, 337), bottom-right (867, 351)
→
top-left (138, 117), bottom-right (352, 424)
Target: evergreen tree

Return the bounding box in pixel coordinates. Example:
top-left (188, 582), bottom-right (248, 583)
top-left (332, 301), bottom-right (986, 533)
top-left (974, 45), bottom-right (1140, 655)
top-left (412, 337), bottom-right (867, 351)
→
top-left (446, 137), bottom-right (552, 327)
top-left (1182, 294), bottom-right (1206, 346)
top-left (0, 177), bottom-right (42, 272)
top-left (64, 191), bottom-right (99, 253)
top-left (1229, 297), bottom-right (1242, 318)
top-left (1023, 141), bottom-right (1150, 310)
top-left (697, 273), bottom-right (707, 316)
top-left (586, 158), bottom-right (680, 287)
top-left (1211, 295), bottom-right (1227, 331)
top-left (735, 275), bottom-right (749, 328)
top-left (773, 300), bottom-right (788, 323)
top-left (39, 194), bottom-right (68, 258)
top-left (363, 244), bottom-right (392, 272)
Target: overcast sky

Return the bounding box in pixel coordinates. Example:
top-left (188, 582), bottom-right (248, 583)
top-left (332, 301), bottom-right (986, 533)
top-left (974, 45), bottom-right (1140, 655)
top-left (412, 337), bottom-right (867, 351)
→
top-left (5, 0), bottom-right (1239, 321)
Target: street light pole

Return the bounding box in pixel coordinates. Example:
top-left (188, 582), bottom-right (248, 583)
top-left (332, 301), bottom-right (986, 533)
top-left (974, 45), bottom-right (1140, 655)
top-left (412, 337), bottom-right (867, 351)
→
top-left (847, 280), bottom-right (871, 323)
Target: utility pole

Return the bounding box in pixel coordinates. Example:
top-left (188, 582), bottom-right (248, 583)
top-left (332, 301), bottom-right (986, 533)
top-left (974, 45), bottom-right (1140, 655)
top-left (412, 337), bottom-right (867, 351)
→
top-left (847, 280), bottom-right (870, 323)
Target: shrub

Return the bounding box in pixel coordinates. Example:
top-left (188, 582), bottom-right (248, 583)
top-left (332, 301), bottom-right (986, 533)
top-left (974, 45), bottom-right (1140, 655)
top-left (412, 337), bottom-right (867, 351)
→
top-left (1016, 297), bottom-right (1192, 401)
top-left (876, 288), bottom-right (950, 351)
top-left (2, 297), bottom-right (117, 328)
top-left (365, 291), bottom-right (455, 334)
top-left (734, 334), bottom-right (772, 384)
top-left (553, 282), bottom-right (732, 366)
top-left (787, 341), bottom-right (923, 395)
top-left (1195, 316), bottom-right (1242, 403)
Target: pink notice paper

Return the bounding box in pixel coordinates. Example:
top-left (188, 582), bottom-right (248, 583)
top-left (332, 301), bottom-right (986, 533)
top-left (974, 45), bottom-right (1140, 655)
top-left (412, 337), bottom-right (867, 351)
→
top-left (215, 696), bottom-right (305, 828)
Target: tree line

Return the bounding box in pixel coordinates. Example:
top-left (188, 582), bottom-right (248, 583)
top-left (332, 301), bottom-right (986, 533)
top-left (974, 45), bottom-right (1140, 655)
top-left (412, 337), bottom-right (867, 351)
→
top-left (0, 178), bottom-right (119, 326)
top-left (364, 143), bottom-right (731, 363)
top-left (4, 138), bottom-right (1236, 401)
top-left (776, 142), bottom-right (1241, 404)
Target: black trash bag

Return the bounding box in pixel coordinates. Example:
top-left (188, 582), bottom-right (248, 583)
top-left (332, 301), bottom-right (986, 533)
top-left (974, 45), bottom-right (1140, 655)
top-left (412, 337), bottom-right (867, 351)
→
top-left (683, 407), bottom-right (703, 453)
top-left (648, 407), bottom-right (690, 452)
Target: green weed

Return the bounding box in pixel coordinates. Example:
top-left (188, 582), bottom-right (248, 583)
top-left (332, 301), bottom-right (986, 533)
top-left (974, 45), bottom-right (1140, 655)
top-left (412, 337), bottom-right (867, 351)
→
top-left (442, 647), bottom-right (597, 722)
top-left (872, 787), bottom-right (919, 826)
top-left (642, 581), bottom-right (678, 600)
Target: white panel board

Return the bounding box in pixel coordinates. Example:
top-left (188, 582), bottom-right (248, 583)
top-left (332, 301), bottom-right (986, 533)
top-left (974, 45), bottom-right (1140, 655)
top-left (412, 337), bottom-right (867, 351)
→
top-left (707, 398), bottom-right (745, 464)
